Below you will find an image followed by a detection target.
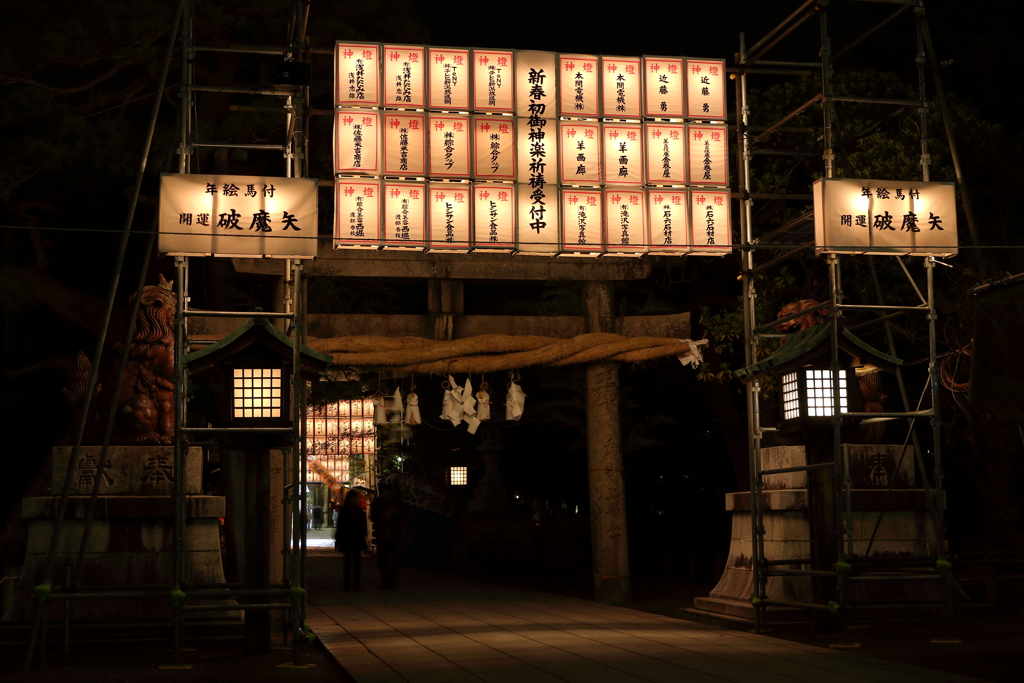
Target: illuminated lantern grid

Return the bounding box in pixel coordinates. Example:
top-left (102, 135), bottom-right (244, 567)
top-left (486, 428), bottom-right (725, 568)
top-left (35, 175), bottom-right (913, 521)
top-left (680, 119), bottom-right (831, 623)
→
top-left (306, 399), bottom-right (377, 486)
top-left (334, 43), bottom-right (730, 253)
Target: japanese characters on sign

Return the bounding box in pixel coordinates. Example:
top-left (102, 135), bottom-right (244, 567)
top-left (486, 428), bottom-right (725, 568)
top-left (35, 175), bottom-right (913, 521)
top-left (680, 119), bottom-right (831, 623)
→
top-left (335, 180), bottom-right (381, 248)
top-left (604, 189), bottom-right (648, 256)
top-left (601, 57), bottom-right (642, 118)
top-left (383, 113), bottom-right (426, 176)
top-left (561, 189), bottom-right (603, 255)
top-left (428, 48), bottom-right (471, 110)
top-left (603, 123), bottom-right (644, 186)
top-left (686, 124), bottom-right (728, 186)
top-left (643, 57), bottom-right (684, 118)
top-left (335, 110), bottom-right (380, 175)
top-left (383, 45), bottom-right (425, 108)
top-left (559, 122), bottom-right (601, 186)
top-left (336, 43), bottom-right (381, 107)
top-left (690, 189), bottom-right (731, 254)
top-left (473, 50), bottom-right (515, 112)
top-left (428, 114), bottom-right (471, 178)
top-left (159, 174), bottom-right (317, 258)
top-left (645, 123), bottom-right (686, 185)
top-left (516, 51), bottom-right (557, 118)
top-left (473, 117), bottom-right (515, 180)
top-left (812, 178), bottom-right (957, 256)
top-left (383, 182), bottom-right (427, 248)
top-left (648, 189), bottom-right (690, 254)
top-left (332, 42), bottom-right (734, 256)
top-left (685, 59), bottom-right (726, 120)
top-left (428, 183), bottom-right (472, 250)
top-left (559, 54), bottom-right (600, 117)
top-left (472, 184), bottom-right (516, 250)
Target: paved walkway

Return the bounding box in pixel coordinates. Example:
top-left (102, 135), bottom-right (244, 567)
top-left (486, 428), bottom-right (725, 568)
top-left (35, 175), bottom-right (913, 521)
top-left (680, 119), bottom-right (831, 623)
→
top-left (305, 550), bottom-right (983, 683)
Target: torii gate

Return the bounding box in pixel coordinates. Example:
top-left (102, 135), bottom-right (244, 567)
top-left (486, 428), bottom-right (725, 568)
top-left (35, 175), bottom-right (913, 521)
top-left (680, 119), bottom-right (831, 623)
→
top-left (224, 246), bottom-right (701, 605)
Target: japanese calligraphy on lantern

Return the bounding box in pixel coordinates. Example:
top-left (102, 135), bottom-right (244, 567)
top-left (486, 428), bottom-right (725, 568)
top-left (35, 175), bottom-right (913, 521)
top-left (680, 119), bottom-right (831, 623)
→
top-left (383, 182), bottom-right (426, 248)
top-left (687, 124), bottom-right (728, 186)
top-left (812, 178), bottom-right (957, 256)
top-left (559, 54), bottom-right (599, 117)
top-left (686, 59), bottom-right (726, 120)
top-left (690, 189), bottom-right (731, 254)
top-left (648, 189), bottom-right (690, 254)
top-left (429, 115), bottom-right (471, 178)
top-left (428, 48), bottom-right (470, 110)
top-left (159, 174), bottom-right (317, 258)
top-left (473, 117), bottom-right (515, 179)
top-left (559, 122), bottom-right (601, 185)
top-left (604, 189), bottom-right (648, 256)
top-left (603, 123), bottom-right (644, 186)
top-left (429, 183), bottom-right (472, 250)
top-left (473, 50), bottom-right (514, 112)
top-left (335, 110), bottom-right (380, 175)
top-left (516, 51), bottom-right (557, 118)
top-left (335, 180), bottom-right (381, 249)
top-left (336, 43), bottom-right (380, 107)
top-left (383, 45), bottom-right (425, 108)
top-left (516, 183), bottom-right (559, 254)
top-left (601, 57), bottom-right (642, 118)
top-left (643, 57), bottom-right (683, 118)
top-left (473, 184), bottom-right (516, 250)
top-left (645, 123), bottom-right (686, 184)
top-left (561, 189), bottom-right (603, 255)
top-left (383, 113), bottom-right (426, 176)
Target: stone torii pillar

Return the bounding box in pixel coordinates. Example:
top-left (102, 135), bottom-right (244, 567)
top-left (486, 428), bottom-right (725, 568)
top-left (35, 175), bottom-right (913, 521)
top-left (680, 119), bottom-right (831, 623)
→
top-left (583, 281), bottom-right (630, 605)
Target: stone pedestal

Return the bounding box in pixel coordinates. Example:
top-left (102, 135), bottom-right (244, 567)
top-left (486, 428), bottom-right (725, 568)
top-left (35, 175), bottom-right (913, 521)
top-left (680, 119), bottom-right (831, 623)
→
top-left (2, 446), bottom-right (229, 622)
top-left (694, 444), bottom-right (946, 622)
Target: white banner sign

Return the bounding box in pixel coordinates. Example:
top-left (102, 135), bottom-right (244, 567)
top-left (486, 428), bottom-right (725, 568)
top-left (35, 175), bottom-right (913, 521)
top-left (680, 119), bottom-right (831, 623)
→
top-left (559, 54), bottom-right (599, 117)
top-left (159, 174), bottom-right (317, 258)
top-left (601, 57), bottom-right (642, 118)
top-left (561, 189), bottom-right (603, 255)
top-left (813, 178), bottom-right (957, 256)
top-left (429, 183), bottom-right (472, 250)
top-left (644, 57), bottom-right (684, 118)
top-left (686, 59), bottom-right (726, 120)
top-left (473, 50), bottom-right (514, 113)
top-left (473, 117), bottom-right (515, 180)
top-left (336, 43), bottom-right (380, 107)
top-left (473, 184), bottom-right (516, 250)
top-left (687, 124), bottom-right (728, 186)
top-left (517, 183), bottom-right (558, 254)
top-left (429, 115), bottom-right (471, 178)
top-left (428, 48), bottom-right (470, 110)
top-left (690, 189), bottom-right (732, 254)
top-left (604, 189), bottom-right (647, 256)
top-left (383, 112), bottom-right (426, 176)
top-left (383, 182), bottom-right (426, 248)
top-left (645, 123), bottom-right (686, 185)
top-left (335, 180), bottom-right (381, 248)
top-left (559, 121), bottom-right (601, 185)
top-left (603, 123), bottom-right (644, 186)
top-left (335, 110), bottom-right (380, 175)
top-left (648, 190), bottom-right (690, 254)
top-left (383, 45), bottom-right (425, 108)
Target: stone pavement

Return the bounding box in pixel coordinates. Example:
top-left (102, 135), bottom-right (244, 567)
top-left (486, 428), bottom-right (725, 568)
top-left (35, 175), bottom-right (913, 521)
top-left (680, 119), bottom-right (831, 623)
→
top-left (305, 550), bottom-right (983, 683)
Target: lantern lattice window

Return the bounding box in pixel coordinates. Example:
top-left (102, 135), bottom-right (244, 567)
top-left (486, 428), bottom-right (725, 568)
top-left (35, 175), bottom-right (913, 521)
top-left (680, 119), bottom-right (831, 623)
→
top-left (233, 368), bottom-right (282, 418)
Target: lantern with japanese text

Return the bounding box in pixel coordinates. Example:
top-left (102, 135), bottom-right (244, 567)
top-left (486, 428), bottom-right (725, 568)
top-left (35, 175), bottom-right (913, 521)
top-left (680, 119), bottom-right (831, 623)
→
top-left (813, 178), bottom-right (957, 256)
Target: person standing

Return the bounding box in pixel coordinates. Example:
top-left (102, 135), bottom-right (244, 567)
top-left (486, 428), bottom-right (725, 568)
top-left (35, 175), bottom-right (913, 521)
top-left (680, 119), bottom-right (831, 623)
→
top-left (370, 481), bottom-right (407, 589)
top-left (335, 489), bottom-right (368, 591)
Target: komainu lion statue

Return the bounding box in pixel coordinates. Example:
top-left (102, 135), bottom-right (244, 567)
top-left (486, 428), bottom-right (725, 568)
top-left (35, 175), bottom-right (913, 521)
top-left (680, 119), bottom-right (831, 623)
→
top-left (6, 275), bottom-right (176, 445)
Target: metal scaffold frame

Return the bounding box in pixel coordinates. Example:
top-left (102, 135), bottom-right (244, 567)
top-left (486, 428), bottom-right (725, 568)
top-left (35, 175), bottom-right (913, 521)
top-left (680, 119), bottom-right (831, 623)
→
top-left (734, 0), bottom-right (968, 631)
top-left (22, 0), bottom-right (316, 670)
